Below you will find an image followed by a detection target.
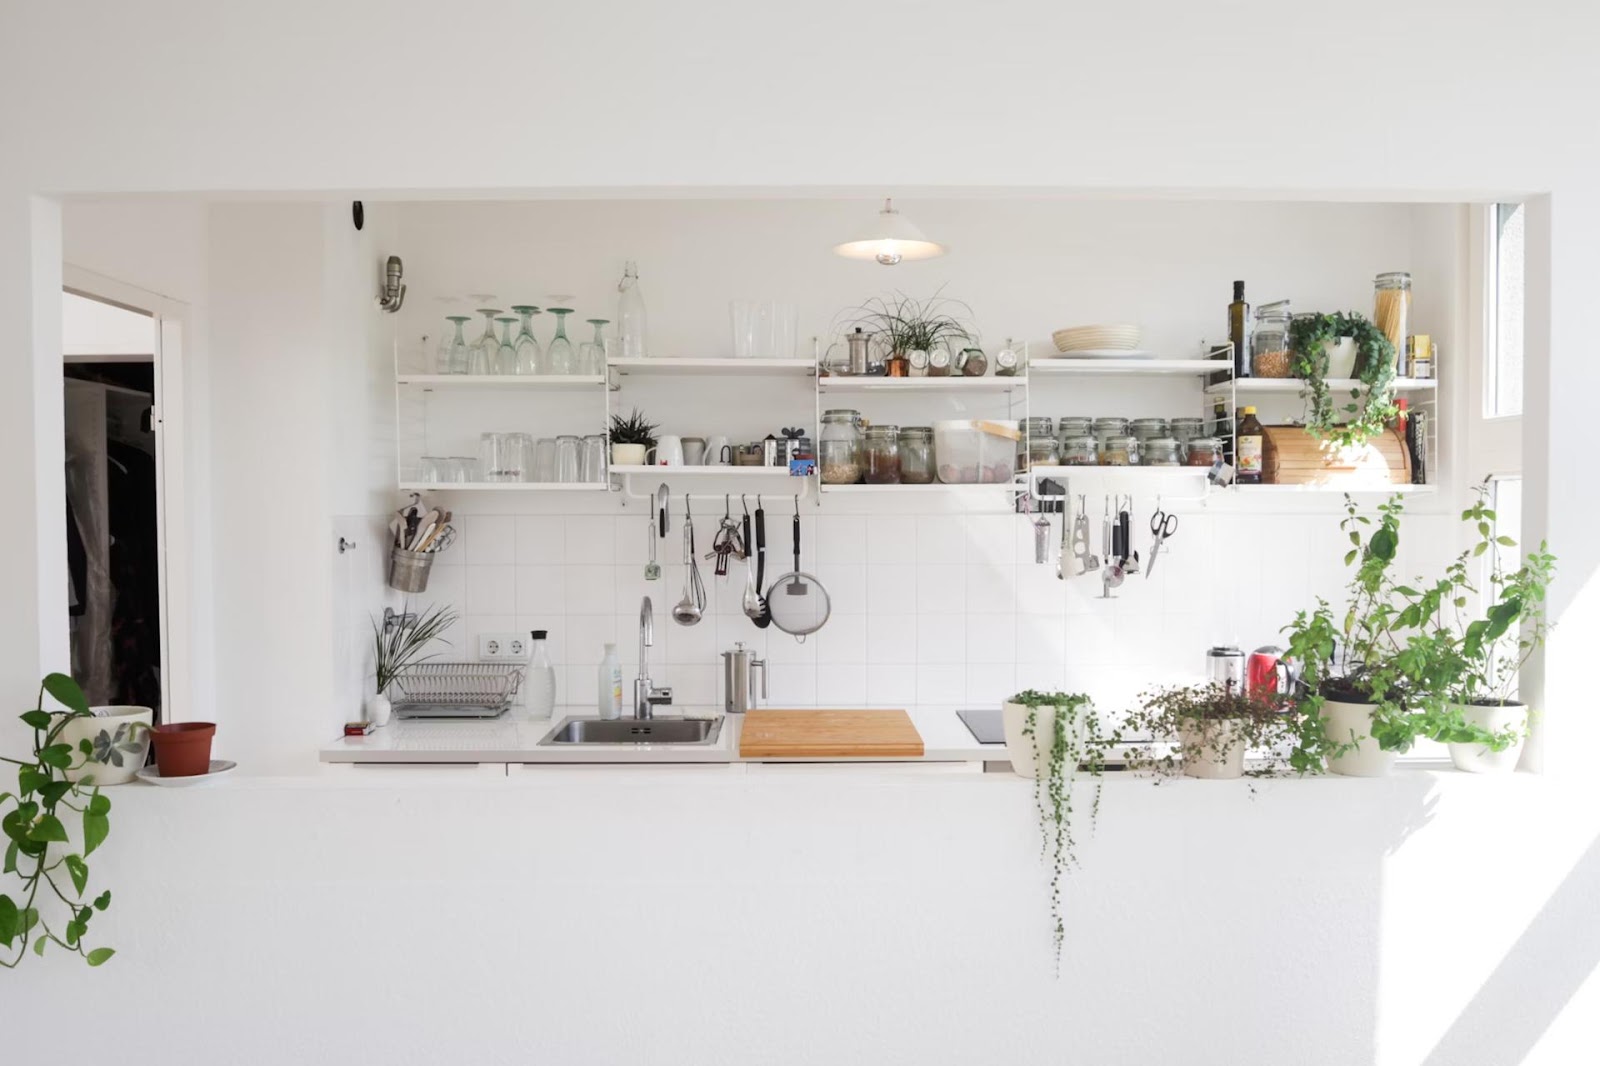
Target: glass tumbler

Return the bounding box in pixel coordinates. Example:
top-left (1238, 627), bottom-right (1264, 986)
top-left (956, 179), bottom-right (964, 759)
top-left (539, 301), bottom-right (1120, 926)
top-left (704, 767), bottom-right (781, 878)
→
top-left (419, 456), bottom-right (447, 483)
top-left (555, 435), bottom-right (582, 483)
top-left (510, 432), bottom-right (534, 481)
top-left (581, 434), bottom-right (608, 482)
top-left (480, 433), bottom-right (513, 482)
top-left (531, 438), bottom-right (558, 483)
top-left (448, 457), bottom-right (477, 482)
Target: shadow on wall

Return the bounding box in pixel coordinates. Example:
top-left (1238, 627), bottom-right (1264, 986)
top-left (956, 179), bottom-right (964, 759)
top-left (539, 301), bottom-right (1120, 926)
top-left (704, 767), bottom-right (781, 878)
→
top-left (1420, 832), bottom-right (1600, 1065)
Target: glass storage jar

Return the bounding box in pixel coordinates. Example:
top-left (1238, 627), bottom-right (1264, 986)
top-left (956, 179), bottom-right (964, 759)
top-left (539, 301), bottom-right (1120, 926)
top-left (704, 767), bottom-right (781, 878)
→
top-left (1092, 417), bottom-right (1129, 445)
top-left (1252, 301), bottom-right (1294, 378)
top-left (820, 408), bottom-right (863, 485)
top-left (1140, 437), bottom-right (1181, 466)
top-left (1100, 434), bottom-right (1136, 466)
top-left (1374, 272), bottom-right (1411, 369)
top-left (1027, 436), bottom-right (1060, 467)
top-left (1021, 417), bottom-right (1054, 472)
top-left (1056, 416), bottom-right (1093, 443)
top-left (1170, 416), bottom-right (1206, 446)
top-left (1185, 436), bottom-right (1223, 468)
top-left (898, 427), bottom-right (935, 484)
top-left (863, 424), bottom-right (901, 484)
top-left (1060, 435), bottom-right (1099, 465)
top-left (1129, 417), bottom-right (1170, 442)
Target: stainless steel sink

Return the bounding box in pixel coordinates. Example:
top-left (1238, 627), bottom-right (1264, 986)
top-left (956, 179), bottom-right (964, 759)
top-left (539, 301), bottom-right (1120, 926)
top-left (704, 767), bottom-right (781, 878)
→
top-left (538, 716), bottom-right (723, 746)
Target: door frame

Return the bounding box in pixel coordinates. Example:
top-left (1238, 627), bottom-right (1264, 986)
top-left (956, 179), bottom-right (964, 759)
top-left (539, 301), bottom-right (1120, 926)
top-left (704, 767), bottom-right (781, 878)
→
top-left (61, 264), bottom-right (194, 722)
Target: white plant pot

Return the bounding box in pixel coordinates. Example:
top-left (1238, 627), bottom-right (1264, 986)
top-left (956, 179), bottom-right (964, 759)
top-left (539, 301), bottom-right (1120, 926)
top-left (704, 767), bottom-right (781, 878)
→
top-left (611, 443), bottom-right (646, 466)
top-left (1178, 719), bottom-right (1246, 780)
top-left (1002, 701), bottom-right (1088, 780)
top-left (57, 706), bottom-right (153, 786)
top-left (1321, 697), bottom-right (1396, 777)
top-left (1448, 701), bottom-right (1528, 774)
top-left (365, 692), bottom-right (392, 728)
top-left (1324, 338), bottom-right (1359, 379)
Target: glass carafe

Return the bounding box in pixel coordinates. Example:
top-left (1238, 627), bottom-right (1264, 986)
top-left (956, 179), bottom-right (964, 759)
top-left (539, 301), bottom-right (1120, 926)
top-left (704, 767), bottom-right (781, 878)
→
top-left (511, 305), bottom-right (542, 375)
top-left (495, 317), bottom-right (518, 375)
top-left (546, 308), bottom-right (576, 375)
top-left (469, 308), bottom-right (501, 375)
top-left (443, 316), bottom-right (471, 375)
top-left (580, 318), bottom-right (609, 375)
top-left (617, 260), bottom-right (647, 358)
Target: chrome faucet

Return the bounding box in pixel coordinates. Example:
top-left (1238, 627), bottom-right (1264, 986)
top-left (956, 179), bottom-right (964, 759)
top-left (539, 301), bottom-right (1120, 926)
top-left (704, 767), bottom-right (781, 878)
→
top-left (634, 596), bottom-right (673, 719)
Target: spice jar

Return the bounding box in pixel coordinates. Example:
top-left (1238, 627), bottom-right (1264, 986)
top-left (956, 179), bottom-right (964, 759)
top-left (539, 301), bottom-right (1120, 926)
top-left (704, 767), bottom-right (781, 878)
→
top-left (1185, 436), bottom-right (1223, 468)
top-left (1129, 417), bottom-right (1170, 442)
top-left (1060, 435), bottom-right (1099, 466)
top-left (820, 408), bottom-right (863, 485)
top-left (898, 427), bottom-right (935, 484)
top-left (863, 424), bottom-right (901, 484)
top-left (1140, 437), bottom-right (1181, 467)
top-left (957, 347), bottom-right (989, 377)
top-left (1373, 272), bottom-right (1411, 370)
top-left (1092, 417), bottom-right (1129, 445)
top-left (1170, 416), bottom-right (1206, 446)
top-left (1252, 301), bottom-right (1294, 378)
top-left (1100, 434), bottom-right (1135, 466)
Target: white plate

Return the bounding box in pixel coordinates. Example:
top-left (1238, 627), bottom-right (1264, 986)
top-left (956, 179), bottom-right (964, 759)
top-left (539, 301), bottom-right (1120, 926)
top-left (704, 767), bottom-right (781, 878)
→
top-left (135, 759), bottom-right (237, 787)
top-left (1044, 349), bottom-right (1157, 360)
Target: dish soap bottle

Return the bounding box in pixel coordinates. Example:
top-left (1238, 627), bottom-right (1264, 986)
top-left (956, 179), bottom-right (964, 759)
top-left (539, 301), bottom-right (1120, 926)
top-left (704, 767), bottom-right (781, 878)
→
top-left (597, 643), bottom-right (623, 720)
top-left (526, 630), bottom-right (557, 719)
top-left (617, 260), bottom-right (647, 359)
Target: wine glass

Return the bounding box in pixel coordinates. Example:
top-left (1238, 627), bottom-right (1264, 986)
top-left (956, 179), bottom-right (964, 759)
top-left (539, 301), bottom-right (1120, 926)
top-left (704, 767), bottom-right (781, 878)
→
top-left (511, 305), bottom-right (543, 375)
top-left (444, 316), bottom-right (472, 375)
top-left (546, 307), bottom-right (576, 375)
top-left (580, 318), bottom-right (609, 375)
top-left (469, 308), bottom-right (502, 375)
top-left (495, 316), bottom-right (519, 375)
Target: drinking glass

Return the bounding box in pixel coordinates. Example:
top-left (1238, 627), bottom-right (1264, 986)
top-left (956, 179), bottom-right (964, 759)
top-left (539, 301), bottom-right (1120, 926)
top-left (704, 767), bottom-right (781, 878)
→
top-left (531, 438), bottom-right (558, 483)
top-left (469, 308), bottom-right (502, 375)
top-left (581, 434), bottom-right (608, 482)
top-left (555, 434), bottom-right (581, 483)
top-left (443, 316), bottom-right (472, 374)
top-left (495, 317), bottom-right (519, 375)
top-left (480, 432), bottom-right (519, 482)
top-left (419, 456), bottom-right (447, 483)
top-left (511, 305), bottom-right (543, 375)
top-left (448, 457), bottom-right (477, 482)
top-left (580, 318), bottom-right (609, 375)
top-left (511, 433), bottom-right (534, 482)
top-left (546, 308), bottom-right (576, 375)
top-left (730, 301), bottom-right (756, 359)
top-left (767, 302), bottom-right (797, 359)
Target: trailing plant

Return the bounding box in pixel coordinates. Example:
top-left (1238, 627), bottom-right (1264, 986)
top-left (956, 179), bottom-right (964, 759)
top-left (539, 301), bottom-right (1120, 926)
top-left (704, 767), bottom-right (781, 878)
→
top-left (371, 602), bottom-right (458, 694)
top-left (1, 673), bottom-right (118, 969)
top-left (848, 289), bottom-right (976, 355)
top-left (1288, 311), bottom-right (1400, 449)
top-left (1122, 683), bottom-right (1329, 779)
top-left (607, 408), bottom-right (658, 448)
top-left (1009, 689), bottom-right (1104, 971)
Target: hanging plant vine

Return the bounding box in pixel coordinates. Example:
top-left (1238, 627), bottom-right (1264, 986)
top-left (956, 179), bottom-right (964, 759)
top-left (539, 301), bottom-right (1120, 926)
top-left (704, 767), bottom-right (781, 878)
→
top-left (1288, 311), bottom-right (1400, 449)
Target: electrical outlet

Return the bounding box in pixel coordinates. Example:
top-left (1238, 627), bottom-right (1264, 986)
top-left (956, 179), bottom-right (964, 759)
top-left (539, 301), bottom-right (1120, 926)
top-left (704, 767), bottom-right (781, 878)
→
top-left (477, 633), bottom-right (530, 661)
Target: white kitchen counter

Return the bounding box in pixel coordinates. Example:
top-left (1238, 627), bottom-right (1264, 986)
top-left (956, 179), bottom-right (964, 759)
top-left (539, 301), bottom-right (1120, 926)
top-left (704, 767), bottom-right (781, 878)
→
top-left (318, 706), bottom-right (1006, 765)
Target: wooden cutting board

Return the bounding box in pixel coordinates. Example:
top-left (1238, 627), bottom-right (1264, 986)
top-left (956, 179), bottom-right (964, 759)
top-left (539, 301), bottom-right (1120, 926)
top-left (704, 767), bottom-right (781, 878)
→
top-left (739, 709), bottom-right (924, 759)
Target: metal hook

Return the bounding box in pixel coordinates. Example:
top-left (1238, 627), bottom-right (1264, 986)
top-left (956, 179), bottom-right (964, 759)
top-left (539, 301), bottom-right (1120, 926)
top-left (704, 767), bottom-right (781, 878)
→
top-left (741, 494), bottom-right (749, 516)
top-left (684, 493), bottom-right (692, 518)
top-left (794, 493), bottom-right (800, 514)
top-left (725, 494), bottom-right (731, 518)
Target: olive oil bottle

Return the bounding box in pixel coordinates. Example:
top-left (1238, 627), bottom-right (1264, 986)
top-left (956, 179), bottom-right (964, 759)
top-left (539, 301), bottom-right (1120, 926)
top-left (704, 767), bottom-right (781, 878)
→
top-left (1229, 280), bottom-right (1252, 378)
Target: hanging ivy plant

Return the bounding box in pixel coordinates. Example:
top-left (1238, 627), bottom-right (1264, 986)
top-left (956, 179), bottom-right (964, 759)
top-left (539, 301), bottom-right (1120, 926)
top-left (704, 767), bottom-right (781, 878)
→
top-left (1288, 311), bottom-right (1400, 449)
top-left (1011, 689), bottom-right (1105, 972)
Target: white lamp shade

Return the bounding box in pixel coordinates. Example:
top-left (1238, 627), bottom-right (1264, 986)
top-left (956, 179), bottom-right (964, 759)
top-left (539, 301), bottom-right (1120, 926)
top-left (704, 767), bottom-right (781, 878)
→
top-left (833, 199), bottom-right (946, 264)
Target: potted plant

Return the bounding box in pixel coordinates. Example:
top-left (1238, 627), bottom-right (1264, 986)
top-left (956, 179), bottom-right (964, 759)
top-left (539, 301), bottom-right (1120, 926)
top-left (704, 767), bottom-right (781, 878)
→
top-left (1122, 683), bottom-right (1327, 780)
top-left (55, 705), bottom-right (152, 787)
top-left (369, 602), bottom-right (457, 727)
top-left (1288, 311), bottom-right (1400, 449)
top-left (608, 408), bottom-right (658, 466)
top-left (850, 290), bottom-right (975, 375)
top-left (2, 673), bottom-right (119, 968)
top-left (1001, 690), bottom-right (1107, 969)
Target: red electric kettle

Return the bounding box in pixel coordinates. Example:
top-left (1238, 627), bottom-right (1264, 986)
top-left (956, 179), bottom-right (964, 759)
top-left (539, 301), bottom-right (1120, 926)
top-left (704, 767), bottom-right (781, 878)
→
top-left (1248, 645), bottom-right (1299, 700)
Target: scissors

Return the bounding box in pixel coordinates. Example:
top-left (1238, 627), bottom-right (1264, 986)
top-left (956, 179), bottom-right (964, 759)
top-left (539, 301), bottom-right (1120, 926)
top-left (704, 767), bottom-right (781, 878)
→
top-left (1146, 503), bottom-right (1178, 578)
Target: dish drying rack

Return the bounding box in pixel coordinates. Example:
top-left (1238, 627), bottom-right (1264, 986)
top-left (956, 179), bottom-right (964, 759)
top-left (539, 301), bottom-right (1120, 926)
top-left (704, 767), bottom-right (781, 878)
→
top-left (390, 662), bottom-right (524, 720)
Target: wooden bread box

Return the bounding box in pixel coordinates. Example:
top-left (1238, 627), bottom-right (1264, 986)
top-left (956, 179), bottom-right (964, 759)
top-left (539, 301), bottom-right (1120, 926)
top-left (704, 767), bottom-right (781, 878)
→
top-left (1262, 425), bottom-right (1411, 486)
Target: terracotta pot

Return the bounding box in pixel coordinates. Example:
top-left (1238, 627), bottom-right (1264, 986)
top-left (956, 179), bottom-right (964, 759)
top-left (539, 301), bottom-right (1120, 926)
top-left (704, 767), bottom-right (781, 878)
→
top-left (1178, 718), bottom-right (1246, 779)
top-left (1448, 701), bottom-right (1528, 774)
top-left (148, 722), bottom-right (216, 778)
top-left (1321, 698), bottom-right (1395, 777)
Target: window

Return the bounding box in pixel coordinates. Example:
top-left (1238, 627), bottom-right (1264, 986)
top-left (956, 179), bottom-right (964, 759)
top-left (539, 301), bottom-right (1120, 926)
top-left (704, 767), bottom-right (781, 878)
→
top-left (1487, 202), bottom-right (1524, 418)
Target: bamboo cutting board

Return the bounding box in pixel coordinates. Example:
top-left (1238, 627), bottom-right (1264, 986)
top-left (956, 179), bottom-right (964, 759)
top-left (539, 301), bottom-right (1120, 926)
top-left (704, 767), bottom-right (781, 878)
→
top-left (1262, 425), bottom-right (1410, 486)
top-left (739, 709), bottom-right (925, 759)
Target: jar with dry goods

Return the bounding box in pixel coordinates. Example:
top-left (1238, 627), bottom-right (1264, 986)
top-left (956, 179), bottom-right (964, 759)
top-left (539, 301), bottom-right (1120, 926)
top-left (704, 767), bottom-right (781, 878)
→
top-left (820, 409), bottom-right (863, 485)
top-left (1060, 435), bottom-right (1098, 465)
top-left (1374, 272), bottom-right (1411, 370)
top-left (898, 427), bottom-right (936, 484)
top-left (1056, 416), bottom-right (1093, 443)
top-left (1129, 417), bottom-right (1169, 443)
top-left (1170, 416), bottom-right (1206, 447)
top-left (1022, 417), bottom-right (1055, 469)
top-left (1139, 437), bottom-right (1181, 466)
top-left (1100, 434), bottom-right (1136, 466)
top-left (1027, 436), bottom-right (1060, 467)
top-left (1252, 302), bottom-right (1294, 378)
top-left (1092, 417), bottom-right (1129, 445)
top-left (863, 424), bottom-right (901, 484)
top-left (1185, 436), bottom-right (1223, 468)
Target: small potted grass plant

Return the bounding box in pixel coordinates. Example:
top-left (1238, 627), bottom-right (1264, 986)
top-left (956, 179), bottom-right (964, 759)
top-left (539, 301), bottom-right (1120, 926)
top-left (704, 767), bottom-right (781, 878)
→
top-left (368, 602), bottom-right (457, 727)
top-left (1122, 683), bottom-right (1325, 780)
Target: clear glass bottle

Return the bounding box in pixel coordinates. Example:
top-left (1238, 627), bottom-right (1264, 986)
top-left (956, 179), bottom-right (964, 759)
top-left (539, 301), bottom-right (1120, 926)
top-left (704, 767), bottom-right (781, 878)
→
top-left (820, 409), bottom-right (863, 485)
top-left (617, 260), bottom-right (647, 359)
top-left (526, 629), bottom-right (557, 720)
top-left (898, 427), bottom-right (935, 484)
top-left (546, 308), bottom-right (576, 375)
top-left (1140, 437), bottom-right (1181, 466)
top-left (1374, 272), bottom-right (1411, 369)
top-left (1252, 301), bottom-right (1294, 378)
top-left (1060, 435), bottom-right (1098, 466)
top-left (1100, 434), bottom-right (1136, 466)
top-left (863, 424), bottom-right (901, 484)
top-left (510, 305), bottom-right (543, 375)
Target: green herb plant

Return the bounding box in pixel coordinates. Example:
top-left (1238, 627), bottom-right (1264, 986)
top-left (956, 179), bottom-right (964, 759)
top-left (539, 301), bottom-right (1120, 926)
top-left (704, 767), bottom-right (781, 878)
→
top-left (607, 408), bottom-right (659, 448)
top-left (848, 289), bottom-right (976, 356)
top-left (1121, 683), bottom-right (1328, 780)
top-left (371, 602), bottom-right (458, 694)
top-left (1288, 311), bottom-right (1400, 449)
top-left (1, 673), bottom-right (117, 968)
top-left (1009, 689), bottom-right (1104, 972)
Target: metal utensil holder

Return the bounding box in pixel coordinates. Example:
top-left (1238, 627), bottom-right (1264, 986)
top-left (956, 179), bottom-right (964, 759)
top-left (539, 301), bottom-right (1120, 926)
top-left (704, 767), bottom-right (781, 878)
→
top-left (388, 547), bottom-right (434, 593)
top-left (390, 662), bottom-right (525, 718)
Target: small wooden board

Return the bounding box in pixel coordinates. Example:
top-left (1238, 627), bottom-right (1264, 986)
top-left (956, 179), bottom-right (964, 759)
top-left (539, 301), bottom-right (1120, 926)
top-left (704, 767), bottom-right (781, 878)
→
top-left (1263, 425), bottom-right (1410, 486)
top-left (739, 709), bottom-right (925, 759)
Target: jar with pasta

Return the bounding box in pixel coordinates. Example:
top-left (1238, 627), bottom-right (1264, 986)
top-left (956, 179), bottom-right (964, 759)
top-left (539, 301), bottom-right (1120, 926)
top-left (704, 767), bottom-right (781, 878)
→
top-left (1100, 434), bottom-right (1136, 466)
top-left (819, 409), bottom-right (863, 485)
top-left (1373, 272), bottom-right (1411, 370)
top-left (1252, 302), bottom-right (1293, 377)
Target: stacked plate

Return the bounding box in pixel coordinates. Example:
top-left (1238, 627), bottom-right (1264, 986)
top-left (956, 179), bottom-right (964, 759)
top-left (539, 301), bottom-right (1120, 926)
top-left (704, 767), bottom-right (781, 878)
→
top-left (1051, 323), bottom-right (1144, 358)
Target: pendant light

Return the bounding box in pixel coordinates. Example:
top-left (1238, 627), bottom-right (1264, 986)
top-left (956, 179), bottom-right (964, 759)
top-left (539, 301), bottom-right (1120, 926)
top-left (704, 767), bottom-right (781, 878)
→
top-left (833, 198), bottom-right (946, 265)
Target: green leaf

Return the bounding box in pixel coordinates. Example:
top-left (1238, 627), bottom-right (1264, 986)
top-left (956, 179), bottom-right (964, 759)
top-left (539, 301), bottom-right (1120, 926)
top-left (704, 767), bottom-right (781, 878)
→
top-left (83, 812), bottom-right (109, 856)
top-left (86, 947), bottom-right (115, 967)
top-left (17, 766), bottom-right (47, 796)
top-left (64, 919), bottom-right (82, 945)
top-left (88, 792), bottom-right (111, 816)
top-left (20, 907), bottom-right (37, 933)
top-left (39, 744), bottom-right (73, 770)
top-left (1496, 536), bottom-right (1517, 547)
top-left (27, 813), bottom-right (68, 843)
top-left (2, 841), bottom-right (16, 874)
top-left (33, 934), bottom-right (46, 956)
top-left (93, 890), bottom-right (111, 912)
top-left (64, 853), bottom-right (88, 895)
top-left (78, 738), bottom-right (93, 755)
top-left (1344, 549), bottom-right (1358, 566)
top-left (42, 673), bottom-right (89, 715)
top-left (38, 780), bottom-right (72, 807)
top-left (1370, 527), bottom-right (1397, 562)
top-left (0, 894), bottom-right (16, 946)
top-left (19, 710), bottom-right (51, 730)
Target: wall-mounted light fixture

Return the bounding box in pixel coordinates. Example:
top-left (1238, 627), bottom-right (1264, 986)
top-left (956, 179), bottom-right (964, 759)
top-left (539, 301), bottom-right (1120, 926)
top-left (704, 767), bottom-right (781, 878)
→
top-left (833, 198), bottom-right (946, 266)
top-left (377, 255), bottom-right (406, 313)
